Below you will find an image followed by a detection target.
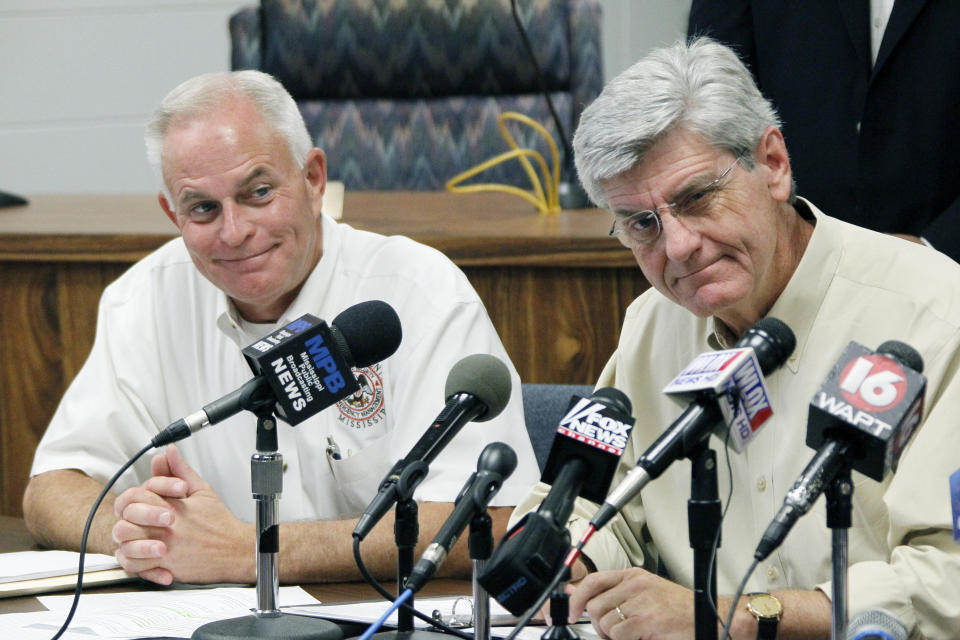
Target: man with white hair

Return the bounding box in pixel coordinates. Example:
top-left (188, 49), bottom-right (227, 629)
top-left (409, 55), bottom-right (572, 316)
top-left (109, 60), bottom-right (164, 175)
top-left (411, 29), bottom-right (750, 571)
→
top-left (513, 38), bottom-right (960, 639)
top-left (24, 70), bottom-right (538, 585)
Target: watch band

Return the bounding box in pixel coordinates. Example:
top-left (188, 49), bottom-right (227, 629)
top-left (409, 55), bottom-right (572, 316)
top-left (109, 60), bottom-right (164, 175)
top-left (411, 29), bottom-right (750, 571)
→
top-left (756, 615), bottom-right (778, 640)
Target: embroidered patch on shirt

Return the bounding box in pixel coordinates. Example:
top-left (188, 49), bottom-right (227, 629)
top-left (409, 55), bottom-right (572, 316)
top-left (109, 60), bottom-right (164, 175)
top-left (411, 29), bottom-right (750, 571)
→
top-left (337, 364), bottom-right (386, 429)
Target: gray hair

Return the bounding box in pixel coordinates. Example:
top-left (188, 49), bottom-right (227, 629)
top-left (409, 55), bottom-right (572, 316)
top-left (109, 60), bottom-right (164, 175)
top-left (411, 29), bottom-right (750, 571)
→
top-left (573, 37), bottom-right (785, 209)
top-left (144, 70), bottom-right (312, 199)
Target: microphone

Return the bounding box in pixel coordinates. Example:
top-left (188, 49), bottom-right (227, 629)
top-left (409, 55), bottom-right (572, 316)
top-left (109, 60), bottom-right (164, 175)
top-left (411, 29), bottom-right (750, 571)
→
top-left (352, 353), bottom-right (513, 541)
top-left (477, 387), bottom-right (634, 615)
top-left (590, 317), bottom-right (796, 532)
top-left (404, 442), bottom-right (518, 593)
top-left (754, 340), bottom-right (926, 561)
top-left (846, 608), bottom-right (907, 640)
top-left (151, 300), bottom-right (402, 447)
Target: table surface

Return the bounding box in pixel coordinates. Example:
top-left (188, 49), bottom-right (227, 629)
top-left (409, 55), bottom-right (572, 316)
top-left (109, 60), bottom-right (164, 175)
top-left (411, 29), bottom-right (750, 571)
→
top-left (0, 192), bottom-right (633, 267)
top-left (0, 516), bottom-right (471, 616)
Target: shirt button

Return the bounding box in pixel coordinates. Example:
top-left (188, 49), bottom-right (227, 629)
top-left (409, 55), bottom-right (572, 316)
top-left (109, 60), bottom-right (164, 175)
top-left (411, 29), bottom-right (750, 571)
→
top-left (766, 566), bottom-right (779, 581)
top-left (282, 461), bottom-right (288, 473)
top-left (757, 476), bottom-right (767, 492)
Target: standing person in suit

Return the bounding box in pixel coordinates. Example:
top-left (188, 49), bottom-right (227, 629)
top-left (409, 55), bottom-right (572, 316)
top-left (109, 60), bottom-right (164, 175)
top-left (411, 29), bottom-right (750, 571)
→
top-left (688, 0), bottom-right (960, 261)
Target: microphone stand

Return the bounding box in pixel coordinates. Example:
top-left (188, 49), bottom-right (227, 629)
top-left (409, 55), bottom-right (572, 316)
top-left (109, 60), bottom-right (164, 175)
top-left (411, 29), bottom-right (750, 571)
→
top-left (469, 511), bottom-right (494, 640)
top-left (192, 406), bottom-right (342, 640)
top-left (542, 586), bottom-right (579, 640)
top-left (371, 463), bottom-right (437, 640)
top-left (688, 441), bottom-right (720, 640)
top-left (825, 464), bottom-right (853, 640)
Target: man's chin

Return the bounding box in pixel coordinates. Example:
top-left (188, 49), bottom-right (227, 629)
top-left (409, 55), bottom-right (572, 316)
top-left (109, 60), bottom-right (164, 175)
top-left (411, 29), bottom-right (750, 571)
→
top-left (679, 285), bottom-right (746, 319)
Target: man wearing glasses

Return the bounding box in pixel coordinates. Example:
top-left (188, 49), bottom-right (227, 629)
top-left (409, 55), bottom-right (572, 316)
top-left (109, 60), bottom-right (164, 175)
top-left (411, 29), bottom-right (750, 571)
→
top-left (513, 38), bottom-right (960, 639)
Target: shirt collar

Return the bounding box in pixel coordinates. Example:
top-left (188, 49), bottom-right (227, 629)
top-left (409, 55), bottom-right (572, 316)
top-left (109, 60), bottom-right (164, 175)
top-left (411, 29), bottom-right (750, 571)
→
top-left (216, 213), bottom-right (342, 348)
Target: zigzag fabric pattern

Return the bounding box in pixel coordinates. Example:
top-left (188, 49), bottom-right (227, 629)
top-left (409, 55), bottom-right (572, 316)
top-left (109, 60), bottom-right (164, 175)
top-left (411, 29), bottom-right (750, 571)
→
top-left (230, 0), bottom-right (602, 190)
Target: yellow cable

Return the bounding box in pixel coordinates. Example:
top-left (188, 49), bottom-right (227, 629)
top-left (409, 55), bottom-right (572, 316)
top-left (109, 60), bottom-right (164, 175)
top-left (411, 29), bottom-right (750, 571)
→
top-left (446, 111), bottom-right (563, 214)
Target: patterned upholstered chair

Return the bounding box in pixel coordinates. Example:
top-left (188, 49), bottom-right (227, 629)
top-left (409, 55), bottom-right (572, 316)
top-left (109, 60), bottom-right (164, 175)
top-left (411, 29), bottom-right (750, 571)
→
top-left (522, 383), bottom-right (593, 471)
top-left (229, 0), bottom-right (602, 190)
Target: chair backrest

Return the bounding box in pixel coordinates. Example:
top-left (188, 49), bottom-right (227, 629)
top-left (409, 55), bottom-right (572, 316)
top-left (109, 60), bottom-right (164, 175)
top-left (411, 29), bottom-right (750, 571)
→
top-left (229, 0), bottom-right (602, 189)
top-left (521, 382), bottom-right (593, 471)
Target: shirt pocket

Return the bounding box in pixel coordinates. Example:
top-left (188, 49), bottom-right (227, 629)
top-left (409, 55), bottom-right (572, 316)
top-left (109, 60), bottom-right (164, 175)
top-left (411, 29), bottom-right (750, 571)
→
top-left (327, 431), bottom-right (394, 515)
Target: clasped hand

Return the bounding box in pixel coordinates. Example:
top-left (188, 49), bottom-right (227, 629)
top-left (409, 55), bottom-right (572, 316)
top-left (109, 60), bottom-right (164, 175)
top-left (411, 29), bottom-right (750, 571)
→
top-left (111, 444), bottom-right (253, 585)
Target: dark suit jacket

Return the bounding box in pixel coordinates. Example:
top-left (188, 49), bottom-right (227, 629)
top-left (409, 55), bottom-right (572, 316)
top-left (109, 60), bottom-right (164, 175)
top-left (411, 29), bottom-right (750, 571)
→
top-left (688, 0), bottom-right (960, 262)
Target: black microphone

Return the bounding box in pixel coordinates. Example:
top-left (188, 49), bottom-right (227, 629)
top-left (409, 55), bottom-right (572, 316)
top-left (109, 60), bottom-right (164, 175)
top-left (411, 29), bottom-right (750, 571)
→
top-left (152, 300), bottom-right (402, 447)
top-left (589, 317), bottom-right (796, 532)
top-left (478, 387), bottom-right (634, 615)
top-left (404, 442), bottom-right (518, 593)
top-left (754, 340), bottom-right (926, 561)
top-left (846, 608), bottom-right (907, 640)
top-left (352, 353), bottom-right (513, 540)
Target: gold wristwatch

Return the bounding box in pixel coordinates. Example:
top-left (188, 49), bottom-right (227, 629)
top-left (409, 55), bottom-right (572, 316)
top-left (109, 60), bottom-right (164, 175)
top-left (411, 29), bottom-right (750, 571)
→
top-left (746, 592), bottom-right (782, 640)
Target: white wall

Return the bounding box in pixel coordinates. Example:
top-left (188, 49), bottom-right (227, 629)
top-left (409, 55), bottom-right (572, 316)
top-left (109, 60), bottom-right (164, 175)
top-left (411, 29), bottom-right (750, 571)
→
top-left (602, 0), bottom-right (690, 80)
top-left (0, 0), bottom-right (689, 196)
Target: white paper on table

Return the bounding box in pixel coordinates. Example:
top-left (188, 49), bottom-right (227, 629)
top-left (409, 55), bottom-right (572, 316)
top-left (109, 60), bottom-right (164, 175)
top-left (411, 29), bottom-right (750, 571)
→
top-left (0, 586), bottom-right (318, 639)
top-left (286, 595), bottom-right (601, 640)
top-left (0, 550), bottom-right (119, 583)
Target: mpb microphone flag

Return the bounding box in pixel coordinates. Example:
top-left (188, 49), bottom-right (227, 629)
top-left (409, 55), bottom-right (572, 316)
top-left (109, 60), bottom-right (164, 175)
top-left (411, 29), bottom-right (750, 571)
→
top-left (242, 314), bottom-right (359, 425)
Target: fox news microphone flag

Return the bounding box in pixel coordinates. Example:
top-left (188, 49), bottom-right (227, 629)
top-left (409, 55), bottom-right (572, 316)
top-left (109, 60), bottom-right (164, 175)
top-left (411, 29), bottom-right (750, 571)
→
top-left (478, 387), bottom-right (634, 615)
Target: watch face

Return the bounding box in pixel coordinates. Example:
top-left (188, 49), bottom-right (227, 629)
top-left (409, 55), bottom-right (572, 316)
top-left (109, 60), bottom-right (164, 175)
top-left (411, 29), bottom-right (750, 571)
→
top-left (748, 593), bottom-right (782, 618)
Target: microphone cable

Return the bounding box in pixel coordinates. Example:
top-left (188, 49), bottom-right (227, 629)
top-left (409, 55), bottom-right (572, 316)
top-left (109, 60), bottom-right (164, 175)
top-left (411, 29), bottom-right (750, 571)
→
top-left (445, 0), bottom-right (572, 213)
top-left (356, 588), bottom-right (413, 640)
top-left (48, 442), bottom-right (154, 640)
top-left (509, 0), bottom-right (572, 184)
top-left (706, 392), bottom-right (742, 640)
top-left (351, 535), bottom-right (474, 640)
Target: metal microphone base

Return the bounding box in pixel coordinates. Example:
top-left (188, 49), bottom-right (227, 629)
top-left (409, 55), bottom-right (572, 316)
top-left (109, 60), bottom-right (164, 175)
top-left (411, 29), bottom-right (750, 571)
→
top-left (191, 612), bottom-right (343, 640)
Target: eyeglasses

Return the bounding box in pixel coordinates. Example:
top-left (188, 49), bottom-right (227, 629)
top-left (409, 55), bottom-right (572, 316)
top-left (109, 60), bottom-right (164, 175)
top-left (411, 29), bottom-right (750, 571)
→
top-left (609, 156), bottom-right (743, 248)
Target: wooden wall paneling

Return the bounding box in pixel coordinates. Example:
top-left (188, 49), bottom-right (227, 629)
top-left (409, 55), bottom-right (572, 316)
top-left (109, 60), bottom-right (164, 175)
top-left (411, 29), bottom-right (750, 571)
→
top-left (0, 263), bottom-right (64, 516)
top-left (466, 265), bottom-right (648, 384)
top-left (0, 261), bottom-right (130, 517)
top-left (56, 263), bottom-right (128, 376)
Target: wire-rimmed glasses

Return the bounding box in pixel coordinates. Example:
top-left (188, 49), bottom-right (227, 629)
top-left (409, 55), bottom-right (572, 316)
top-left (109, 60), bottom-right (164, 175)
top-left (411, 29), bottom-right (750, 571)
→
top-left (609, 156), bottom-right (744, 248)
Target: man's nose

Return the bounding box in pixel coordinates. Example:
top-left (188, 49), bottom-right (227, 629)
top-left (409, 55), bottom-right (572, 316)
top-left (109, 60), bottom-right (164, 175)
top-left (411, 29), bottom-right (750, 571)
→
top-left (219, 201), bottom-right (254, 247)
top-left (659, 213), bottom-right (702, 262)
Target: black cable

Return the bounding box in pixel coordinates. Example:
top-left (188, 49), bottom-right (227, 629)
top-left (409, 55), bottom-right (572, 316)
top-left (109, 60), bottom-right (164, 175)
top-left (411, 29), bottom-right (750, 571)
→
top-left (49, 442), bottom-right (154, 640)
top-left (509, 0), bottom-right (573, 175)
top-left (351, 535), bottom-right (474, 640)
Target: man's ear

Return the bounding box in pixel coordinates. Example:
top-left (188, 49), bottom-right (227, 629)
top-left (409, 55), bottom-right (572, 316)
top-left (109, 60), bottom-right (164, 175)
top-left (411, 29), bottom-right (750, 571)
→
top-left (756, 126), bottom-right (793, 203)
top-left (304, 148), bottom-right (327, 217)
top-left (158, 192), bottom-right (181, 229)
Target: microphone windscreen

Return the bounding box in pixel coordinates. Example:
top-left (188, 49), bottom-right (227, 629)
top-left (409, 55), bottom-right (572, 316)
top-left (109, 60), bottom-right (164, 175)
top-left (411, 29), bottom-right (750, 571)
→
top-left (876, 340), bottom-right (924, 374)
top-left (331, 300), bottom-right (402, 367)
top-left (444, 354), bottom-right (512, 422)
top-left (846, 608), bottom-right (907, 640)
top-left (478, 441), bottom-right (519, 477)
top-left (591, 386), bottom-right (633, 416)
top-left (738, 316), bottom-right (796, 375)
